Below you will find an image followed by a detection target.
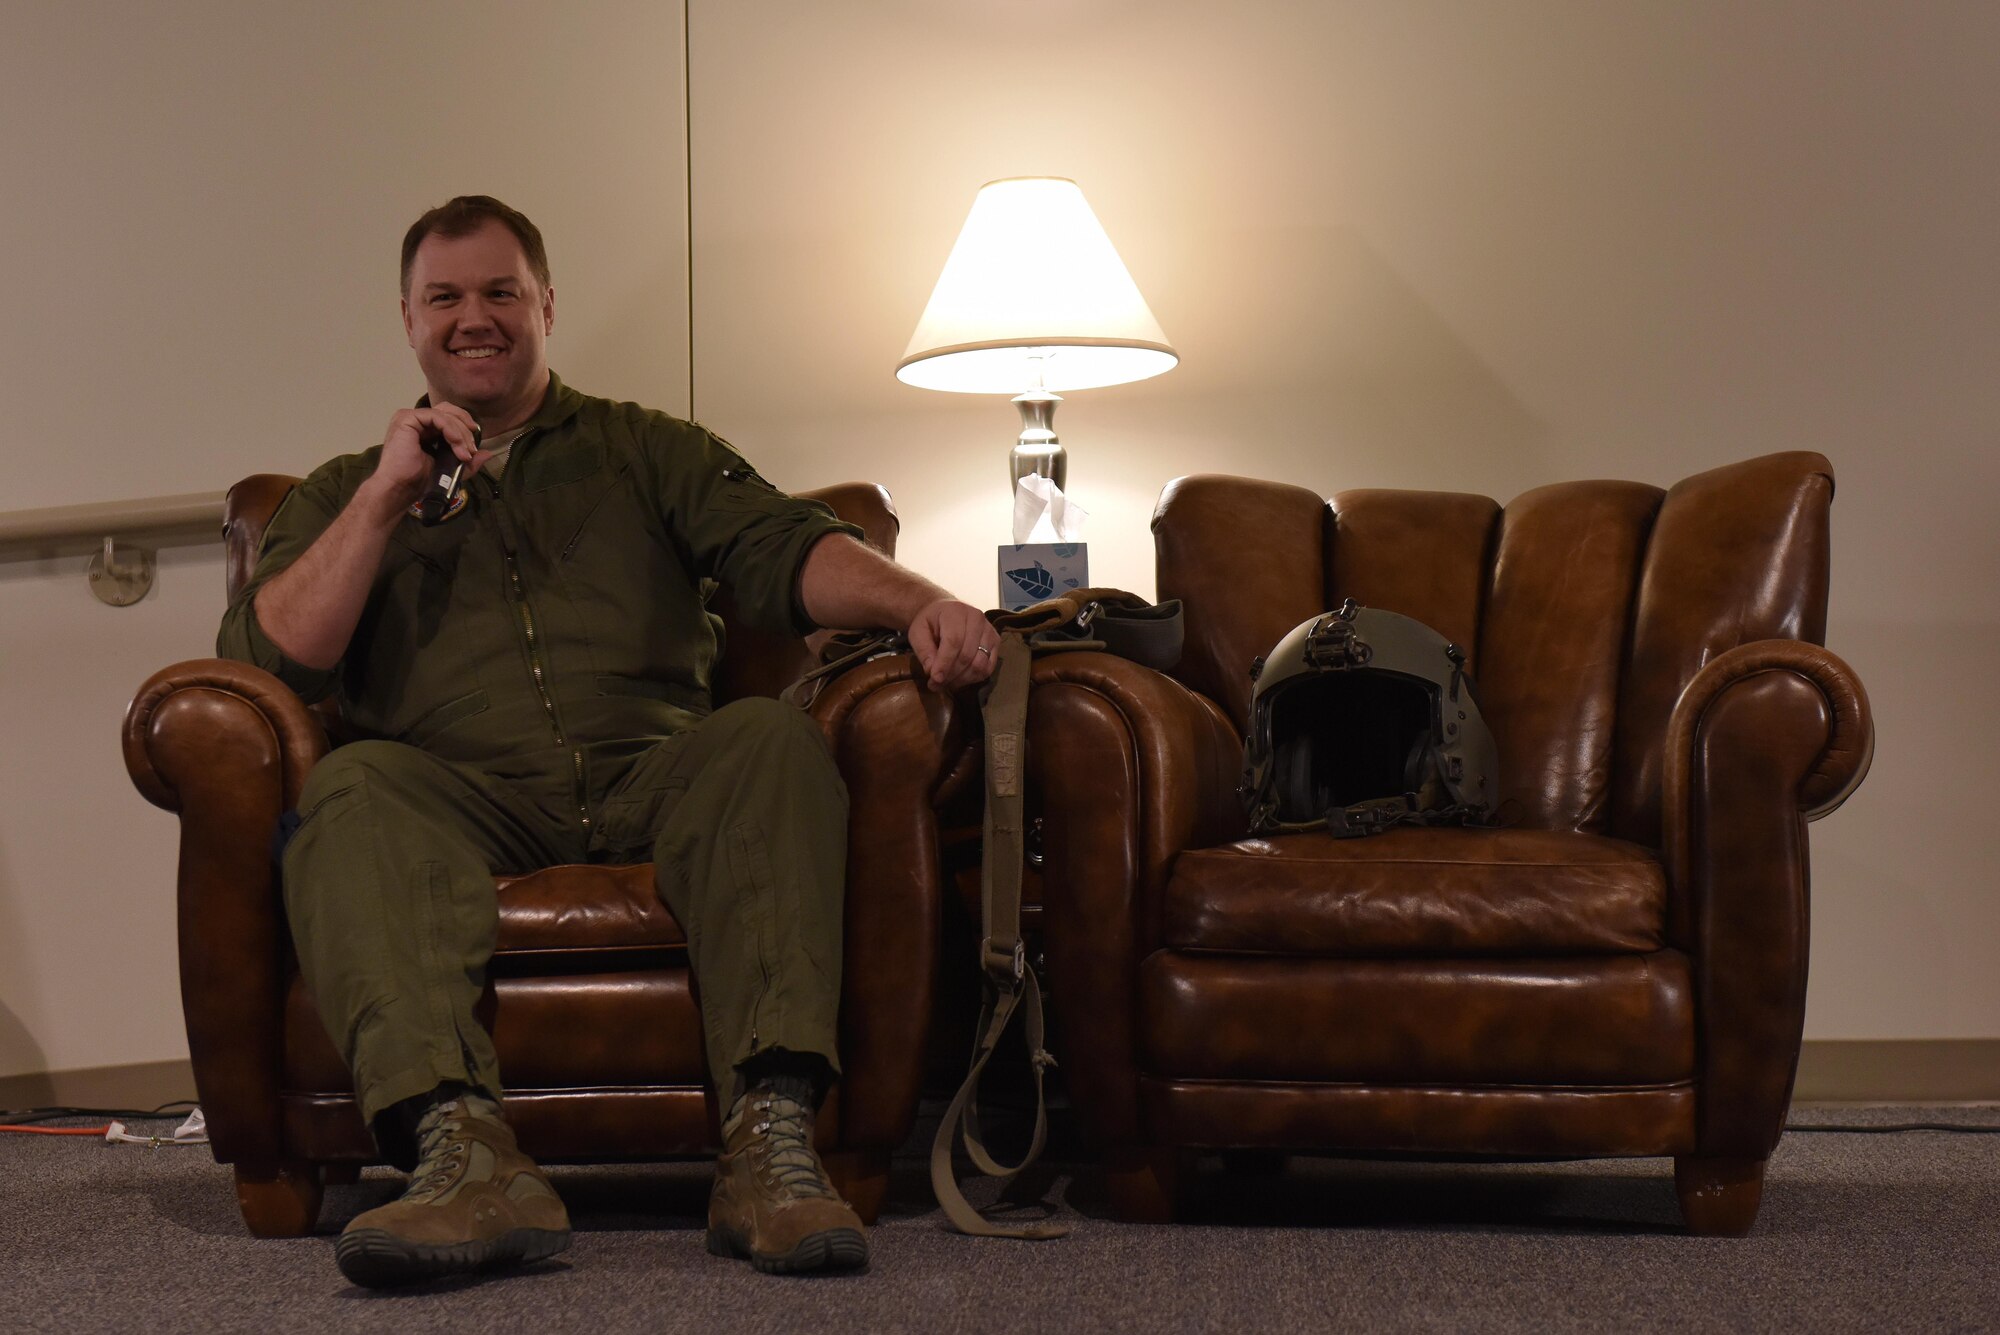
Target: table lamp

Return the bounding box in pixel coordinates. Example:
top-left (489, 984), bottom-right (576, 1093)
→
top-left (896, 177), bottom-right (1178, 498)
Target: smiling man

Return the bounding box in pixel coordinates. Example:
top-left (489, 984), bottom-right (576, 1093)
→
top-left (219, 195), bottom-right (998, 1286)
top-left (400, 204), bottom-right (554, 449)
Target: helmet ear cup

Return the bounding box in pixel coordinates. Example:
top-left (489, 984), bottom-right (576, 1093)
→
top-left (1402, 731), bottom-right (1432, 797)
top-left (1275, 729), bottom-right (1320, 823)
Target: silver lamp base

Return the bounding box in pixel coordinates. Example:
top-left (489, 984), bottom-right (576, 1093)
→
top-left (1010, 389), bottom-right (1066, 494)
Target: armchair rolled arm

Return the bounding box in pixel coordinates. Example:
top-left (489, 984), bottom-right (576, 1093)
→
top-left (124, 658), bottom-right (330, 813)
top-left (1028, 651), bottom-right (1246, 1149)
top-left (1662, 640), bottom-right (1873, 892)
top-left (809, 652), bottom-right (968, 1152)
top-left (1659, 639), bottom-right (1873, 1159)
top-left (122, 659), bottom-right (329, 1169)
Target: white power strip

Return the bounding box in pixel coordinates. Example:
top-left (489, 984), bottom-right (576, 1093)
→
top-left (104, 1108), bottom-right (207, 1147)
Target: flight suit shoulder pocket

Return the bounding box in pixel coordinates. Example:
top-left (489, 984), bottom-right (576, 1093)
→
top-left (712, 465), bottom-right (802, 517)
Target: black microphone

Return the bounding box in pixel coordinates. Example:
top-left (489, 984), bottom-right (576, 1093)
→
top-left (416, 422), bottom-right (480, 526)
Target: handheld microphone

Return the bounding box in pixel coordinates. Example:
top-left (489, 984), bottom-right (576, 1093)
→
top-left (416, 422), bottom-right (480, 526)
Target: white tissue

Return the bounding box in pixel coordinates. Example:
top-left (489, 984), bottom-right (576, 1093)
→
top-left (1012, 475), bottom-right (1089, 544)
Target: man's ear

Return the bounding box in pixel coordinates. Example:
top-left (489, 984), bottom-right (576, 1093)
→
top-left (402, 297), bottom-right (415, 347)
top-left (542, 285), bottom-right (555, 336)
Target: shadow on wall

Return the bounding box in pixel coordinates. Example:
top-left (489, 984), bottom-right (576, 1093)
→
top-left (1112, 222), bottom-right (1556, 500)
top-left (0, 838), bottom-right (54, 1102)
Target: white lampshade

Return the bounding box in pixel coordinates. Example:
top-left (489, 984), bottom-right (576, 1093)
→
top-left (897, 177), bottom-right (1178, 394)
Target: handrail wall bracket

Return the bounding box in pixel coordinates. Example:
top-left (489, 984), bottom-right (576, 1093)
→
top-left (89, 537), bottom-right (156, 606)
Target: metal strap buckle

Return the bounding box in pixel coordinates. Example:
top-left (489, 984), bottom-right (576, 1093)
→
top-left (980, 937), bottom-right (1025, 985)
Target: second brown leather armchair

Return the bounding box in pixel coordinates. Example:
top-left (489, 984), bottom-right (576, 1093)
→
top-left (1028, 452), bottom-right (1872, 1234)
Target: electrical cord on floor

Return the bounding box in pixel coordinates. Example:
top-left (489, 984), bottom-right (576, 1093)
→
top-left (0, 1101), bottom-right (198, 1136)
top-left (1785, 1121), bottom-right (2000, 1134)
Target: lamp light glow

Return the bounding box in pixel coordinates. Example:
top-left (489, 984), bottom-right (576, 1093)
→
top-left (897, 177), bottom-right (1177, 394)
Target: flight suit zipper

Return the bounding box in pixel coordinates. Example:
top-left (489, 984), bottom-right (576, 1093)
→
top-left (487, 472), bottom-right (592, 831)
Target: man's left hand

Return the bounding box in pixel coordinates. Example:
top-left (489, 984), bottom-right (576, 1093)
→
top-left (907, 598), bottom-right (1001, 692)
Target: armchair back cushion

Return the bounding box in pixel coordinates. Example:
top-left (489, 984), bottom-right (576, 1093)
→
top-left (1152, 452), bottom-right (1832, 844)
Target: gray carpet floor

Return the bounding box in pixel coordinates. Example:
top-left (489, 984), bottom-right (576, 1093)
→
top-left (3, 1105), bottom-right (1997, 1334)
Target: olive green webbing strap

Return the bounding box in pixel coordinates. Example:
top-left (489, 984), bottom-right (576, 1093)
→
top-left (924, 588), bottom-right (1177, 1238)
top-left (929, 629), bottom-right (1069, 1239)
top-left (780, 629), bottom-right (907, 711)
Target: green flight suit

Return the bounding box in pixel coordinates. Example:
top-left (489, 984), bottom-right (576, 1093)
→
top-left (217, 373), bottom-right (863, 1133)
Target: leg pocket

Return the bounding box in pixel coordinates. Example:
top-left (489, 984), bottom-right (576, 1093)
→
top-left (726, 821), bottom-right (780, 1007)
top-left (594, 777), bottom-right (688, 862)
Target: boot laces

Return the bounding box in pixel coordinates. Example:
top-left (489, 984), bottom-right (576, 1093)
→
top-left (750, 1095), bottom-right (834, 1200)
top-left (406, 1101), bottom-right (471, 1199)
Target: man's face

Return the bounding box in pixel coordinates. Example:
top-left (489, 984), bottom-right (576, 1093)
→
top-left (402, 219), bottom-right (554, 430)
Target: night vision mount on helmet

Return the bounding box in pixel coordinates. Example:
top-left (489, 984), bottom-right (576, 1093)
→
top-left (1241, 599), bottom-right (1499, 837)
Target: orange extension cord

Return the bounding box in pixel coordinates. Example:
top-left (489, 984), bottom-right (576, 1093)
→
top-left (0, 1124), bottom-right (111, 1136)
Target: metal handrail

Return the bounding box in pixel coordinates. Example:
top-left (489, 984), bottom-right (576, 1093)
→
top-left (0, 489), bottom-right (228, 604)
top-left (0, 491), bottom-right (226, 554)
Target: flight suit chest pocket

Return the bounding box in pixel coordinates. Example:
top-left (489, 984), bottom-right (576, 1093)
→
top-left (513, 444), bottom-right (641, 564)
top-left (519, 439), bottom-right (604, 494)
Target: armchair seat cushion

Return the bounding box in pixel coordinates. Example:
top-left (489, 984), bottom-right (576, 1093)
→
top-left (494, 864), bottom-right (685, 958)
top-left (1164, 828), bottom-right (1667, 957)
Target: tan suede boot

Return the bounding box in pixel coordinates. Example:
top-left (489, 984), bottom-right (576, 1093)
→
top-left (335, 1093), bottom-right (571, 1287)
top-left (706, 1090), bottom-right (868, 1274)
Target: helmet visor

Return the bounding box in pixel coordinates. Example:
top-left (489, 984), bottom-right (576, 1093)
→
top-left (1267, 671), bottom-right (1438, 823)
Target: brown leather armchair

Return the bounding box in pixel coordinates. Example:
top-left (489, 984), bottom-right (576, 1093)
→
top-left (124, 475), bottom-right (959, 1238)
top-left (1028, 452), bottom-right (1872, 1235)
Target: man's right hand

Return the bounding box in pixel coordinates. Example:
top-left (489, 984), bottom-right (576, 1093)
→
top-left (253, 403), bottom-right (490, 669)
top-left (357, 403), bottom-right (491, 524)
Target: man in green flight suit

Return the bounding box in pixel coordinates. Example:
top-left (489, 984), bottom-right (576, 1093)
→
top-left (218, 195), bottom-right (999, 1287)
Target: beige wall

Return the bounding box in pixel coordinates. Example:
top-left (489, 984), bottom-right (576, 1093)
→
top-left (1, 1), bottom-right (1993, 1085)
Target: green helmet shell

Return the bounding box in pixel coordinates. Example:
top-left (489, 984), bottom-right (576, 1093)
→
top-left (1241, 600), bottom-right (1499, 835)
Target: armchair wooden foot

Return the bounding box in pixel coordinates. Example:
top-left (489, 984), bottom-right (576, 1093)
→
top-left (233, 1161), bottom-right (325, 1237)
top-left (1102, 1146), bottom-right (1185, 1223)
top-left (1674, 1155), bottom-right (1766, 1236)
top-left (823, 1149), bottom-right (890, 1225)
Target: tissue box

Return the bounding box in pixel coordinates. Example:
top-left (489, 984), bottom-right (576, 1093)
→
top-left (998, 543), bottom-right (1088, 610)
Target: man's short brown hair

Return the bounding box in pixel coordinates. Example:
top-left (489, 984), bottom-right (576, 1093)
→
top-left (400, 195), bottom-right (551, 296)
